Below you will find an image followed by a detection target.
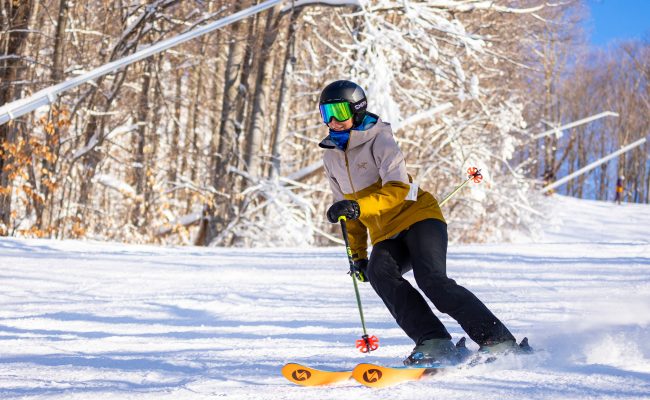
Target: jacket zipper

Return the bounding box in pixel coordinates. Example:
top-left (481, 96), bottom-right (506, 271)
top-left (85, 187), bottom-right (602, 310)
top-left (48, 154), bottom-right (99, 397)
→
top-left (344, 151), bottom-right (358, 200)
top-left (344, 149), bottom-right (382, 236)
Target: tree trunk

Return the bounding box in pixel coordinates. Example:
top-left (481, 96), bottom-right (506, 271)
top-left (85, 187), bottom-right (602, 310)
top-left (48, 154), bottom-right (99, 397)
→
top-left (187, 51), bottom-right (206, 214)
top-left (270, 10), bottom-right (300, 177)
top-left (204, 2), bottom-right (249, 246)
top-left (169, 69), bottom-right (183, 185)
top-left (132, 60), bottom-right (152, 226)
top-left (598, 134), bottom-right (607, 200)
top-left (0, 0), bottom-right (34, 235)
top-left (37, 0), bottom-right (69, 231)
top-left (51, 0), bottom-right (68, 83)
top-left (245, 7), bottom-right (280, 176)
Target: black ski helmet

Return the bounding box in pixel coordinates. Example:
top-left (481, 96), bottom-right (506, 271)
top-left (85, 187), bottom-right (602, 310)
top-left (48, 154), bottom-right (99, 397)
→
top-left (319, 80), bottom-right (367, 127)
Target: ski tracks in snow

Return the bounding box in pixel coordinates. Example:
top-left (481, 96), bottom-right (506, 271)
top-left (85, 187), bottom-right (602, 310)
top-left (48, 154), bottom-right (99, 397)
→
top-left (0, 196), bottom-right (649, 399)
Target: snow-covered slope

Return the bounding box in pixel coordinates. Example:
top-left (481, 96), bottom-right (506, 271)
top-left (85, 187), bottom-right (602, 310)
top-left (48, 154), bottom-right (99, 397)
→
top-left (542, 195), bottom-right (650, 243)
top-left (1, 195), bottom-right (649, 399)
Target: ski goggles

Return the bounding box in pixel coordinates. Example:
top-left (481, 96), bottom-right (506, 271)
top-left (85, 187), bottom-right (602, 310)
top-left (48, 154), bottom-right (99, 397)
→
top-left (319, 101), bottom-right (352, 124)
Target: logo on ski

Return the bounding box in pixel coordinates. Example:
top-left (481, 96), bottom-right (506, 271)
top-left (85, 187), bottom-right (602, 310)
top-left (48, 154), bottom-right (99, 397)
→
top-left (362, 369), bottom-right (382, 383)
top-left (291, 369), bottom-right (312, 381)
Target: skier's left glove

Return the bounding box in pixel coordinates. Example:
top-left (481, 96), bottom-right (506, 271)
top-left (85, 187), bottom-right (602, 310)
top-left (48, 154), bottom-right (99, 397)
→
top-left (350, 259), bottom-right (369, 283)
top-left (327, 200), bottom-right (360, 223)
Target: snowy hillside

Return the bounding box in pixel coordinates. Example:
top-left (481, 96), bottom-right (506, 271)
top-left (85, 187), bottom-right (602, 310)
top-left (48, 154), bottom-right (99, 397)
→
top-left (1, 195), bottom-right (649, 399)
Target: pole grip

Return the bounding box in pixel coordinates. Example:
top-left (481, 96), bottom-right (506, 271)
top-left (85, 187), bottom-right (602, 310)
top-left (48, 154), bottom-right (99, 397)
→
top-left (338, 216), bottom-right (355, 270)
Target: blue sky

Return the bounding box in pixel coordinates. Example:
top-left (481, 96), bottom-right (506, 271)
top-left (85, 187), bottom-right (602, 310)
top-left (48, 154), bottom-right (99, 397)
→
top-left (586, 0), bottom-right (650, 46)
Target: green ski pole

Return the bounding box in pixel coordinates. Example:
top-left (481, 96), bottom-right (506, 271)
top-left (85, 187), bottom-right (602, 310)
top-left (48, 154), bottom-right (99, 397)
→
top-left (338, 216), bottom-right (379, 353)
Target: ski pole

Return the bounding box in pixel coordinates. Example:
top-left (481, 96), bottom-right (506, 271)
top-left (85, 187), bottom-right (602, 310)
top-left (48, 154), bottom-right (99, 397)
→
top-left (438, 167), bottom-right (483, 207)
top-left (338, 216), bottom-right (379, 353)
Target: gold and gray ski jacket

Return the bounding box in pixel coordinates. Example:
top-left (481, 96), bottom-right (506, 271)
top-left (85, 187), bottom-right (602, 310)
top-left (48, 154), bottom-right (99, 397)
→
top-left (320, 114), bottom-right (445, 260)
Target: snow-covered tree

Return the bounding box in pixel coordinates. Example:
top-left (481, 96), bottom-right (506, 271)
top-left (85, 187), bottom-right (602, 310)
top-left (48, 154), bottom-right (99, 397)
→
top-left (5, 0), bottom-right (631, 247)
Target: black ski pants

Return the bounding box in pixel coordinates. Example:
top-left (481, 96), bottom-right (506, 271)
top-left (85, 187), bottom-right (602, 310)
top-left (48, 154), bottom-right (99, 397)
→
top-left (366, 218), bottom-right (515, 346)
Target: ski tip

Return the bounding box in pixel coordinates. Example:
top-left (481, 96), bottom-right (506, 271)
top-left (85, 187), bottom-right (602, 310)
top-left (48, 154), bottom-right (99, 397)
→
top-left (281, 363), bottom-right (352, 386)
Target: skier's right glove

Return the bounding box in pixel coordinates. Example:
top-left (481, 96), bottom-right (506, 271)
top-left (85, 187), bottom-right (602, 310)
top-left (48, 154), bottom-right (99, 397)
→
top-left (327, 200), bottom-right (361, 223)
top-left (350, 259), bottom-right (369, 283)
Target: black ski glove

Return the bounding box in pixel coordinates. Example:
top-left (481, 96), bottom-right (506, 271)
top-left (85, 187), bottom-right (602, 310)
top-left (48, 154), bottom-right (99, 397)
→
top-left (351, 259), bottom-right (369, 283)
top-left (327, 200), bottom-right (360, 223)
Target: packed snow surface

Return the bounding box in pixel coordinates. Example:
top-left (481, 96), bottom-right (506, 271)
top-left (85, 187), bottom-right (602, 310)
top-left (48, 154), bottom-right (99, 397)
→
top-left (1, 195), bottom-right (649, 399)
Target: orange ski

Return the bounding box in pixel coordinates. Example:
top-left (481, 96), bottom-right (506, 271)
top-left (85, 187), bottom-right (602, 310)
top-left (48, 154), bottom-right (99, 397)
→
top-left (352, 363), bottom-right (443, 388)
top-left (281, 363), bottom-right (353, 386)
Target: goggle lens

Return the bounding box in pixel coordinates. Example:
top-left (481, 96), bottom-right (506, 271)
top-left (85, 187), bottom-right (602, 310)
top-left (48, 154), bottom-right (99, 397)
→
top-left (319, 102), bottom-right (352, 124)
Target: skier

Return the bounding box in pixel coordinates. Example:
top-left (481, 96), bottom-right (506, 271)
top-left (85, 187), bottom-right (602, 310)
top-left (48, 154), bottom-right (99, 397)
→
top-left (318, 80), bottom-right (528, 366)
top-left (615, 175), bottom-right (625, 205)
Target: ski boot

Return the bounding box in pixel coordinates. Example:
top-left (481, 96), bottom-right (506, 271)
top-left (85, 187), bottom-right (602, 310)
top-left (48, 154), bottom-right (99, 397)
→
top-left (476, 337), bottom-right (533, 364)
top-left (479, 337), bottom-right (533, 355)
top-left (404, 337), bottom-right (470, 367)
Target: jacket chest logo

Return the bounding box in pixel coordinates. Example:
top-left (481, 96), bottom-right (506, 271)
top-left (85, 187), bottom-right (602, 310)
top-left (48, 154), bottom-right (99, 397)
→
top-left (357, 161), bottom-right (368, 170)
